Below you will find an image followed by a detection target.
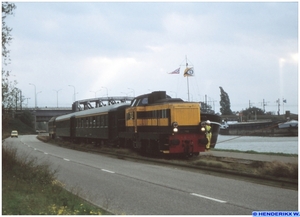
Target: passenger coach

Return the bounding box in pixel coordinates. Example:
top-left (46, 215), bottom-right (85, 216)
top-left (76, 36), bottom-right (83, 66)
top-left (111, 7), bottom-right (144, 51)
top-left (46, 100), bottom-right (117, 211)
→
top-left (49, 103), bottom-right (130, 145)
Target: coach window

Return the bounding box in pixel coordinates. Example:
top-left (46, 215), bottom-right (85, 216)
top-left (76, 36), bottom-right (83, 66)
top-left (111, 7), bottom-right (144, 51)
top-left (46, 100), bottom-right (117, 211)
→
top-left (96, 116), bottom-right (100, 128)
top-left (86, 118), bottom-right (89, 128)
top-left (99, 116), bottom-right (103, 127)
top-left (92, 117), bottom-right (95, 128)
top-left (89, 117), bottom-right (92, 128)
top-left (104, 115), bottom-right (108, 127)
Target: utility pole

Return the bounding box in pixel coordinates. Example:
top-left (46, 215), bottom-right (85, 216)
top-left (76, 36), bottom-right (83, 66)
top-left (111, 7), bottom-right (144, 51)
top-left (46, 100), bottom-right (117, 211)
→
top-left (29, 83), bottom-right (37, 108)
top-left (260, 99), bottom-right (269, 113)
top-left (68, 85), bottom-right (76, 102)
top-left (53, 89), bottom-right (62, 108)
top-left (276, 98), bottom-right (280, 115)
top-left (20, 90), bottom-right (23, 110)
top-left (249, 100), bottom-right (253, 108)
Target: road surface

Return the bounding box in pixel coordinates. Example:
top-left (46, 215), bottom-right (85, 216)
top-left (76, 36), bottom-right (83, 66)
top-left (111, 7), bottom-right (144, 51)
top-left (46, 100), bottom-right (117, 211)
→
top-left (3, 135), bottom-right (298, 215)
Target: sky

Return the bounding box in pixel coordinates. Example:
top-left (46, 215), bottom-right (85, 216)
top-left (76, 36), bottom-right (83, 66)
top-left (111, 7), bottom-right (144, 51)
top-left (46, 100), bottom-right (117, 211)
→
top-left (4, 2), bottom-right (298, 115)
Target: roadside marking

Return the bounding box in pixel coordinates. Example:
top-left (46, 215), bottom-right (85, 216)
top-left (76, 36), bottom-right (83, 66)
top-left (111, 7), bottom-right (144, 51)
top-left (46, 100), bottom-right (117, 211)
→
top-left (101, 169), bottom-right (115, 174)
top-left (63, 158), bottom-right (70, 161)
top-left (34, 148), bottom-right (37, 150)
top-left (190, 193), bottom-right (227, 203)
top-left (44, 152), bottom-right (48, 155)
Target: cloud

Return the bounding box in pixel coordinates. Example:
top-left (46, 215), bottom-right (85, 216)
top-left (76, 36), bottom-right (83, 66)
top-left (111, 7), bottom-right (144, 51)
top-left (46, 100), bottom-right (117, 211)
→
top-left (5, 2), bottom-right (298, 114)
top-left (82, 56), bottom-right (141, 96)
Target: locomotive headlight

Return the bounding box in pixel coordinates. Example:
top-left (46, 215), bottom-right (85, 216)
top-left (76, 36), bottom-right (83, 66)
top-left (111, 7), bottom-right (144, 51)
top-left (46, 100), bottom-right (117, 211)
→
top-left (201, 127), bottom-right (205, 132)
top-left (172, 122), bottom-right (178, 128)
top-left (172, 122), bottom-right (179, 133)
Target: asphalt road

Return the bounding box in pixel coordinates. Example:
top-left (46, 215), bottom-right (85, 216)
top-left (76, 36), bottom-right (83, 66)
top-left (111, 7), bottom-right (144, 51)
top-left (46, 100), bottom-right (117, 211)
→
top-left (3, 135), bottom-right (298, 215)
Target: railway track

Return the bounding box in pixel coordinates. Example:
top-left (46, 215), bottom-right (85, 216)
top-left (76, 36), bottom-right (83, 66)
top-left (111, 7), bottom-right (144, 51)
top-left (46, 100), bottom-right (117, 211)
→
top-left (37, 135), bottom-right (298, 190)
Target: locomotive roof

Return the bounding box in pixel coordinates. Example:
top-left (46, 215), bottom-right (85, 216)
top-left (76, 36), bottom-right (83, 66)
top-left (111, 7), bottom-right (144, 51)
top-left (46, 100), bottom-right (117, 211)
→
top-left (130, 91), bottom-right (187, 107)
top-left (55, 103), bottom-right (130, 121)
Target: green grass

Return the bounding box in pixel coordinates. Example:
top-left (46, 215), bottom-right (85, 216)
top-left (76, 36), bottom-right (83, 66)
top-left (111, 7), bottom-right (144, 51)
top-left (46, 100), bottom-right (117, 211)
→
top-left (2, 145), bottom-right (112, 215)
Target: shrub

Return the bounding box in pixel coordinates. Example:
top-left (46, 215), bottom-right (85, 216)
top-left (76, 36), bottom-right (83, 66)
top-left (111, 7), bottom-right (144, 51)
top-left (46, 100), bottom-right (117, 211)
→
top-left (2, 145), bottom-right (108, 215)
top-left (257, 160), bottom-right (298, 179)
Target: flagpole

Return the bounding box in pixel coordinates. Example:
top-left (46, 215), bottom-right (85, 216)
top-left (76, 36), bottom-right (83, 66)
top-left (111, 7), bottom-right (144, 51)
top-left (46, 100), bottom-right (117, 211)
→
top-left (186, 56), bottom-right (190, 101)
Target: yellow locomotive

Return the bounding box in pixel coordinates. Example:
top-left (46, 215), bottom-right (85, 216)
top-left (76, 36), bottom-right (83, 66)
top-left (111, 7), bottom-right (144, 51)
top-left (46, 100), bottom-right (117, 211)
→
top-left (121, 91), bottom-right (214, 156)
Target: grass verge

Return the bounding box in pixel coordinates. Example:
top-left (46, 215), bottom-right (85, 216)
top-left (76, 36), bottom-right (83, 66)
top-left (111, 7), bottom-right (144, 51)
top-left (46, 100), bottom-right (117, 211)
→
top-left (192, 155), bottom-right (298, 180)
top-left (2, 145), bottom-right (112, 215)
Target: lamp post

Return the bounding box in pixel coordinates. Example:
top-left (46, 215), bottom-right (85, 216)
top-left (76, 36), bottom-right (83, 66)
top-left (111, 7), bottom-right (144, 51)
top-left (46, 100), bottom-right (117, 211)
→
top-left (29, 83), bottom-right (38, 131)
top-left (101, 86), bottom-right (108, 97)
top-left (53, 89), bottom-right (62, 108)
top-left (29, 83), bottom-right (36, 108)
top-left (90, 90), bottom-right (101, 98)
top-left (127, 88), bottom-right (135, 97)
top-left (36, 91), bottom-right (42, 108)
top-left (121, 92), bottom-right (128, 97)
top-left (24, 98), bottom-right (30, 107)
top-left (68, 85), bottom-right (76, 102)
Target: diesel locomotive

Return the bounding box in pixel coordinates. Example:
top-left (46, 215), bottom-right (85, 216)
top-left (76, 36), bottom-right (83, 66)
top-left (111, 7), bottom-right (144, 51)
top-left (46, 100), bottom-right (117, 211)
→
top-left (48, 91), bottom-right (221, 156)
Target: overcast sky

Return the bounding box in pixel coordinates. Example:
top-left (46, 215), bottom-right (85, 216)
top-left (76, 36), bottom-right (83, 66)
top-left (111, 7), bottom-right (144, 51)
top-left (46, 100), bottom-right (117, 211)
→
top-left (5, 2), bottom-right (298, 114)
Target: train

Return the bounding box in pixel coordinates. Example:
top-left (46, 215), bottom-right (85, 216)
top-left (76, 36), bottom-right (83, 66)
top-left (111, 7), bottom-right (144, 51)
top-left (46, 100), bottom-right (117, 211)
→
top-left (48, 91), bottom-right (221, 156)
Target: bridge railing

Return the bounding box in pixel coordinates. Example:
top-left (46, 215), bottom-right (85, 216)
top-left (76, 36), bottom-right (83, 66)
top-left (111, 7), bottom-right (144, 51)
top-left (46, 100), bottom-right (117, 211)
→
top-left (22, 107), bottom-right (72, 111)
top-left (72, 96), bottom-right (134, 112)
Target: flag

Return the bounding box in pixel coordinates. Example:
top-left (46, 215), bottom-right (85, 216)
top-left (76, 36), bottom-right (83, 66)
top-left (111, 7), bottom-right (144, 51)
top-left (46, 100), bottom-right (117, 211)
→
top-left (168, 67), bottom-right (180, 74)
top-left (183, 67), bottom-right (194, 77)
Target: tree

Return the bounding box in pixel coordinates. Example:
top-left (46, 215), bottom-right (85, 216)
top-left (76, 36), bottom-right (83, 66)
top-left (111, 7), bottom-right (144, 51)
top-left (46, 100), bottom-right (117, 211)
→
top-left (19, 111), bottom-right (34, 128)
top-left (241, 107), bottom-right (265, 116)
top-left (2, 2), bottom-right (17, 131)
top-left (219, 86), bottom-right (233, 115)
top-left (2, 2), bottom-right (16, 60)
top-left (241, 107), bottom-right (265, 120)
top-left (200, 102), bottom-right (215, 114)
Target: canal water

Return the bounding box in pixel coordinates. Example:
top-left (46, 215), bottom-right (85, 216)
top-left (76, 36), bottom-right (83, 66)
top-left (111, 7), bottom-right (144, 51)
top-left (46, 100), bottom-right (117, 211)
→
top-left (216, 135), bottom-right (298, 154)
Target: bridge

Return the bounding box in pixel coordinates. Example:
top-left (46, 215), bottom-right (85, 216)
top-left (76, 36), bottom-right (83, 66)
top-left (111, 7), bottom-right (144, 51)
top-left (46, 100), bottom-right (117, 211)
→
top-left (22, 107), bottom-right (73, 122)
top-left (16, 96), bottom-right (134, 130)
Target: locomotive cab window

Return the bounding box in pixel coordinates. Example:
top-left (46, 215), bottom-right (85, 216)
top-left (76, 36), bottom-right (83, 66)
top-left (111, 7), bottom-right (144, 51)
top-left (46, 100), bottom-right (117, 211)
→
top-left (131, 99), bottom-right (137, 107)
top-left (126, 112), bottom-right (135, 120)
top-left (139, 97), bottom-right (148, 106)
